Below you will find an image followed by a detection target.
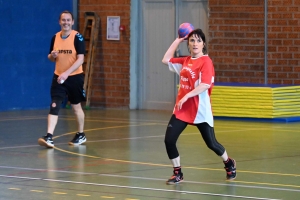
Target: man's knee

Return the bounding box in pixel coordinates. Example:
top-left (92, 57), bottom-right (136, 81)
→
top-left (49, 99), bottom-right (62, 115)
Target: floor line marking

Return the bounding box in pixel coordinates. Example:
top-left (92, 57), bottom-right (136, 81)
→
top-left (8, 188), bottom-right (21, 190)
top-left (52, 123), bottom-right (158, 139)
top-left (0, 175), bottom-right (281, 200)
top-left (125, 198), bottom-right (139, 200)
top-left (99, 174), bottom-right (300, 191)
top-left (1, 173), bottom-right (300, 193)
top-left (53, 126), bottom-right (271, 139)
top-left (0, 144), bottom-right (45, 150)
top-left (0, 126), bottom-right (275, 150)
top-left (0, 126), bottom-right (299, 178)
top-left (53, 146), bottom-right (300, 178)
top-left (0, 127), bottom-right (300, 177)
top-left (0, 123), bottom-right (298, 179)
top-left (77, 194), bottom-right (90, 196)
top-left (0, 116), bottom-right (165, 123)
top-left (2, 114), bottom-right (299, 133)
top-left (1, 115), bottom-right (287, 129)
top-left (53, 192), bottom-right (67, 195)
top-left (30, 190), bottom-right (44, 193)
top-left (47, 182), bottom-right (274, 200)
top-left (233, 180), bottom-right (300, 189)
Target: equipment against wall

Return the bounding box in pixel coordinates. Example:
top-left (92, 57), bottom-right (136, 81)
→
top-left (82, 12), bottom-right (100, 109)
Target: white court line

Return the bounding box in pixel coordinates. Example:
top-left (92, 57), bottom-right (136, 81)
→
top-left (83, 128), bottom-right (271, 144)
top-left (0, 144), bottom-right (41, 150)
top-left (0, 134), bottom-right (166, 150)
top-left (0, 166), bottom-right (299, 193)
top-left (0, 117), bottom-right (138, 124)
top-left (0, 115), bottom-right (284, 128)
top-left (1, 113), bottom-right (297, 138)
top-left (0, 127), bottom-right (270, 150)
top-left (0, 117), bottom-right (47, 121)
top-left (0, 116), bottom-right (151, 123)
top-left (0, 174), bottom-right (281, 200)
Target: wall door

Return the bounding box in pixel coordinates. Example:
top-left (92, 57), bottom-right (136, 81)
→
top-left (130, 0), bottom-right (208, 110)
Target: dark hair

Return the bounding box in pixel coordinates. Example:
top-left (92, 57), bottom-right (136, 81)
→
top-left (59, 10), bottom-right (74, 20)
top-left (187, 29), bottom-right (207, 54)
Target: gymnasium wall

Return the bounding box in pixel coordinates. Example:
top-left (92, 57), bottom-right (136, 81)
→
top-left (79, 0), bottom-right (300, 109)
top-left (79, 0), bottom-right (130, 108)
top-left (209, 0), bottom-right (300, 85)
top-left (0, 0), bottom-right (73, 111)
top-left (1, 0), bottom-right (299, 111)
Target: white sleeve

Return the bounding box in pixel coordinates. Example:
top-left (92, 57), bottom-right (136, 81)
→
top-left (167, 61), bottom-right (182, 75)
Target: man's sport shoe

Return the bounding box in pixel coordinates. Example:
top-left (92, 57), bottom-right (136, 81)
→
top-left (224, 158), bottom-right (236, 180)
top-left (38, 136), bottom-right (54, 148)
top-left (69, 132), bottom-right (87, 145)
top-left (166, 171), bottom-right (183, 185)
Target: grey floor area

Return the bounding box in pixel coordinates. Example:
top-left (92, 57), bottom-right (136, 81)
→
top-left (0, 109), bottom-right (300, 200)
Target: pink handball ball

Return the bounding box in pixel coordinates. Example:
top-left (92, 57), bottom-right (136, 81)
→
top-left (178, 23), bottom-right (195, 38)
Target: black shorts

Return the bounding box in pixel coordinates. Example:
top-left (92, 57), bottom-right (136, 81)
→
top-left (50, 73), bottom-right (86, 104)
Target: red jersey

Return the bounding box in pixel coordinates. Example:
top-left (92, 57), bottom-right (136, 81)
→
top-left (168, 55), bottom-right (214, 126)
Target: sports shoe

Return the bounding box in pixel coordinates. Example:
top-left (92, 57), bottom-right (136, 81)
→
top-left (224, 158), bottom-right (236, 180)
top-left (69, 132), bottom-right (87, 145)
top-left (38, 135), bottom-right (54, 148)
top-left (166, 171), bottom-right (183, 185)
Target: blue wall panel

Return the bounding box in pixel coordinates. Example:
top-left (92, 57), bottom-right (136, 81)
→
top-left (0, 0), bottom-right (73, 111)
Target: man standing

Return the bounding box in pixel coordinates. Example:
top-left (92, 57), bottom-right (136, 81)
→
top-left (38, 10), bottom-right (87, 148)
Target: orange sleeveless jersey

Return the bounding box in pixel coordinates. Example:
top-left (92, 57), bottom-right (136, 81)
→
top-left (54, 30), bottom-right (83, 76)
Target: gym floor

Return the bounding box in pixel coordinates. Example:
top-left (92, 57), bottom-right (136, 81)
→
top-left (0, 109), bottom-right (299, 200)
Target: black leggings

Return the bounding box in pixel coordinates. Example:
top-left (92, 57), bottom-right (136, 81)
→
top-left (164, 114), bottom-right (225, 159)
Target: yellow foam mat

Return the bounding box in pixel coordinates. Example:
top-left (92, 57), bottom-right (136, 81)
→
top-left (211, 85), bottom-right (300, 119)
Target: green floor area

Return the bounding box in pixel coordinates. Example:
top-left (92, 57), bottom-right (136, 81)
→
top-left (0, 109), bottom-right (299, 200)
